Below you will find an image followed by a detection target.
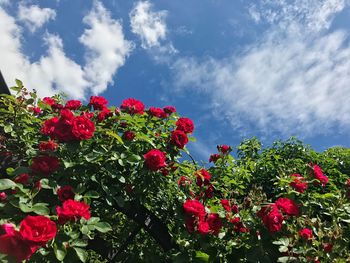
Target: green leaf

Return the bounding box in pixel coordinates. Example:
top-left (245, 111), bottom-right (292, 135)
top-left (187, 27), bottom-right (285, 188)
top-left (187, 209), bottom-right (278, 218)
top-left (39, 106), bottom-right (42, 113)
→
top-left (84, 190), bottom-right (99, 198)
top-left (114, 196), bottom-right (124, 207)
top-left (4, 125), bottom-right (12, 133)
top-left (105, 130), bottom-right (124, 144)
top-left (80, 225), bottom-right (89, 235)
top-left (19, 203), bottom-right (33, 213)
top-left (54, 243), bottom-right (67, 261)
top-left (87, 217), bottom-right (100, 225)
top-left (74, 247), bottom-right (88, 262)
top-left (15, 79), bottom-right (23, 88)
top-left (195, 251), bottom-right (209, 262)
top-left (32, 203), bottom-right (50, 215)
top-left (94, 222), bottom-right (112, 233)
top-left (0, 179), bottom-right (16, 190)
top-left (70, 240), bottom-right (88, 248)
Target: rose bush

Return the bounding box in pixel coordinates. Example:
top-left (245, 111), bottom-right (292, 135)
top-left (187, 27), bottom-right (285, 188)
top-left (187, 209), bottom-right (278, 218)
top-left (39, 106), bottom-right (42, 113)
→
top-left (0, 80), bottom-right (349, 262)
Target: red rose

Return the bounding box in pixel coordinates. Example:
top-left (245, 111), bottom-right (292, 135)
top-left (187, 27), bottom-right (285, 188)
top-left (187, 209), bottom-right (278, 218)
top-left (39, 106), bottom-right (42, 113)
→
top-left (299, 228), bottom-right (313, 240)
top-left (178, 176), bottom-right (191, 187)
top-left (123, 131), bottom-right (135, 141)
top-left (257, 204), bottom-right (284, 233)
top-left (221, 199), bottom-right (231, 212)
top-left (0, 224), bottom-right (36, 262)
top-left (32, 106), bottom-right (42, 114)
top-left (120, 98), bottom-right (145, 115)
top-left (217, 144), bottom-right (231, 154)
top-left (175, 117), bottom-right (194, 133)
top-left (39, 140), bottom-right (58, 151)
top-left (195, 169), bottom-right (211, 187)
top-left (323, 243), bottom-right (333, 253)
top-left (81, 111), bottom-right (94, 119)
top-left (209, 153), bottom-right (221, 162)
top-left (205, 184), bottom-right (215, 198)
top-left (170, 130), bottom-right (189, 149)
top-left (30, 156), bottom-right (60, 176)
top-left (42, 97), bottom-right (56, 106)
top-left (143, 149), bottom-right (166, 171)
top-left (41, 115), bottom-right (74, 142)
top-left (207, 213), bottom-right (222, 235)
top-left (0, 192), bottom-right (7, 201)
top-left (52, 103), bottom-right (64, 110)
top-left (163, 106), bottom-right (176, 114)
top-left (312, 164), bottom-right (328, 186)
top-left (149, 107), bottom-right (167, 118)
top-left (183, 199), bottom-right (205, 217)
top-left (290, 174), bottom-right (308, 193)
top-left (14, 173), bottom-right (31, 185)
top-left (89, 96), bottom-right (108, 111)
top-left (275, 197), bottom-right (299, 216)
top-left (20, 216), bottom-right (57, 246)
top-left (57, 186), bottom-right (75, 202)
top-left (197, 220), bottom-right (210, 235)
top-left (231, 204), bottom-right (239, 214)
top-left (71, 116), bottom-right (95, 140)
top-left (56, 199), bottom-right (91, 225)
top-left (97, 107), bottom-right (113, 122)
top-left (65, 100), bottom-right (82, 110)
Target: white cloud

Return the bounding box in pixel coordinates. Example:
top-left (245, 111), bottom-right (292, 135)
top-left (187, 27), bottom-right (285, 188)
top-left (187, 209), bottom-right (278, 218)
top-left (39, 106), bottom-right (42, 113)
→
top-left (18, 4), bottom-right (56, 32)
top-left (172, 0), bottom-right (350, 136)
top-left (130, 1), bottom-right (167, 49)
top-left (0, 1), bottom-right (133, 99)
top-left (80, 1), bottom-right (133, 94)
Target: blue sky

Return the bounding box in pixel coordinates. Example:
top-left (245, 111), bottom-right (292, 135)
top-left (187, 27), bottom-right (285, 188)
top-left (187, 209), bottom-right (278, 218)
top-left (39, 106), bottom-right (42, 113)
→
top-left (1, 0), bottom-right (350, 160)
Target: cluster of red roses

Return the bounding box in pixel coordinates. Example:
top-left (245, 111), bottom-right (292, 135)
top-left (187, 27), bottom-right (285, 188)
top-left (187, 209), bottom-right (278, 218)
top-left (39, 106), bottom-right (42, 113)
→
top-left (257, 197), bottom-right (299, 233)
top-left (142, 117), bottom-right (194, 171)
top-left (220, 199), bottom-right (249, 233)
top-left (0, 216), bottom-right (57, 262)
top-left (209, 144), bottom-right (231, 162)
top-left (183, 199), bottom-right (222, 235)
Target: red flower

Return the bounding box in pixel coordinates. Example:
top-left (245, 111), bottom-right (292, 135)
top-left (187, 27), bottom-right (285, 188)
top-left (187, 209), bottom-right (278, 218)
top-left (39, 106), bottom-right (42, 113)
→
top-left (323, 243), bottom-right (333, 253)
top-left (65, 100), bottom-right (82, 110)
top-left (71, 116), bottom-right (95, 140)
top-left (14, 173), bottom-right (31, 185)
top-left (123, 131), bottom-right (135, 141)
top-left (39, 140), bottom-right (58, 151)
top-left (207, 213), bottom-right (222, 235)
top-left (163, 106), bottom-right (176, 114)
top-left (143, 149), bottom-right (166, 171)
top-left (178, 176), bottom-right (191, 187)
top-left (97, 107), bottom-right (113, 122)
top-left (290, 174), bottom-right (308, 193)
top-left (257, 204), bottom-right (284, 233)
top-left (209, 153), bottom-right (221, 163)
top-left (0, 224), bottom-right (36, 262)
top-left (32, 106), bottom-right (42, 114)
top-left (205, 184), bottom-right (215, 198)
top-left (57, 186), bottom-right (75, 202)
top-left (195, 169), bottom-right (211, 187)
top-left (149, 107), bottom-right (167, 118)
top-left (183, 199), bottom-right (206, 217)
top-left (170, 130), bottom-right (189, 149)
top-left (81, 111), bottom-right (94, 119)
top-left (0, 192), bottom-right (7, 201)
top-left (20, 216), bottom-right (57, 246)
top-left (56, 199), bottom-right (91, 225)
top-left (221, 199), bottom-right (231, 212)
top-left (120, 98), bottom-right (145, 115)
top-left (299, 228), bottom-right (313, 240)
top-left (176, 117), bottom-right (194, 133)
top-left (89, 96), bottom-right (108, 111)
top-left (197, 220), bottom-right (210, 235)
top-left (312, 164), bottom-right (328, 186)
top-left (217, 145), bottom-right (231, 154)
top-left (42, 97), bottom-right (56, 106)
top-left (275, 197), bottom-right (299, 216)
top-left (30, 156), bottom-right (60, 176)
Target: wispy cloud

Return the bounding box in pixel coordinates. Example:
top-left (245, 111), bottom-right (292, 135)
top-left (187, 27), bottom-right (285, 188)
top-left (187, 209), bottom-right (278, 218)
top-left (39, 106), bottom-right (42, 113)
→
top-left (0, 1), bottom-right (132, 99)
top-left (130, 1), bottom-right (167, 49)
top-left (17, 3), bottom-right (56, 32)
top-left (80, 1), bottom-right (133, 94)
top-left (172, 0), bottom-right (350, 136)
